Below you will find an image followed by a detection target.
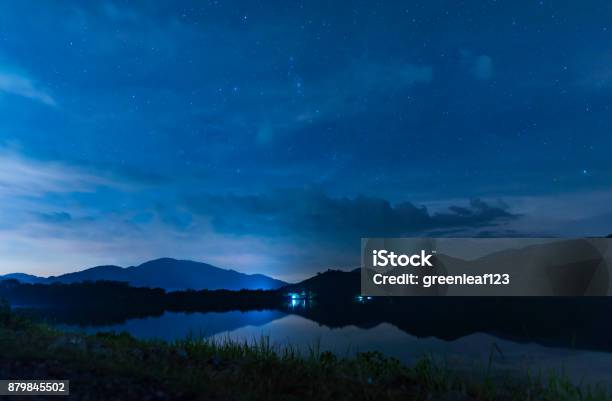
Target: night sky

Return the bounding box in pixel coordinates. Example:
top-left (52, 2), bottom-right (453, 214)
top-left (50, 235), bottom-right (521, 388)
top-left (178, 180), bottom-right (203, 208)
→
top-left (0, 1), bottom-right (611, 280)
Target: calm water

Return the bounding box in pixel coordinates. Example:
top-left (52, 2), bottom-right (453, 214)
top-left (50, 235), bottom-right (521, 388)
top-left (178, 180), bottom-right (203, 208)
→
top-left (58, 309), bottom-right (612, 388)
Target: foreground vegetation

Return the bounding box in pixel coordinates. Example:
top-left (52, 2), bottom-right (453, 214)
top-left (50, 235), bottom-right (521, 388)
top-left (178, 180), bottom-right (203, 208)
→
top-left (0, 301), bottom-right (609, 401)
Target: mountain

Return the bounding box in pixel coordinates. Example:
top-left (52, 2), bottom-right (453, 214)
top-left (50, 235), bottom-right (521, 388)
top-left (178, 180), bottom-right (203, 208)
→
top-left (282, 268), bottom-right (360, 299)
top-left (1, 258), bottom-right (287, 291)
top-left (0, 273), bottom-right (47, 284)
top-left (51, 265), bottom-right (126, 283)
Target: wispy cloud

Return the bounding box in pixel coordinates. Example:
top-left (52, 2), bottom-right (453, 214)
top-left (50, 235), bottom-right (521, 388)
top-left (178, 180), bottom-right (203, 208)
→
top-left (0, 68), bottom-right (56, 106)
top-left (460, 50), bottom-right (493, 81)
top-left (0, 150), bottom-right (113, 197)
top-left (251, 60), bottom-right (433, 144)
top-left (102, 2), bottom-right (142, 23)
top-left (471, 55), bottom-right (493, 81)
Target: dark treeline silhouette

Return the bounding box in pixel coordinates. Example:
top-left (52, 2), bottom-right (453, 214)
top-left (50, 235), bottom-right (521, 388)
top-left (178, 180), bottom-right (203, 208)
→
top-left (0, 279), bottom-right (284, 311)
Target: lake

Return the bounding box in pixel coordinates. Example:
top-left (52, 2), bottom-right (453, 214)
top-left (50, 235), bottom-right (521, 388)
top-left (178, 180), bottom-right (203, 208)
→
top-left (54, 308), bottom-right (612, 389)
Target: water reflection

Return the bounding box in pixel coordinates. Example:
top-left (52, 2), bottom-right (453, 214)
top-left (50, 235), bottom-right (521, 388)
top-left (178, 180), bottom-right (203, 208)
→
top-left (210, 314), bottom-right (612, 387)
top-left (55, 309), bottom-right (612, 388)
top-left (60, 310), bottom-right (285, 340)
top-left (289, 299), bottom-right (303, 308)
top-left (288, 299), bottom-right (313, 309)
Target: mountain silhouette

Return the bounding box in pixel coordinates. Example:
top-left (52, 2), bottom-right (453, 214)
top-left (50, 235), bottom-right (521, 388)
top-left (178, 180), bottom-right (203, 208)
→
top-left (0, 273), bottom-right (47, 284)
top-left (0, 258), bottom-right (287, 291)
top-left (283, 268), bottom-right (361, 299)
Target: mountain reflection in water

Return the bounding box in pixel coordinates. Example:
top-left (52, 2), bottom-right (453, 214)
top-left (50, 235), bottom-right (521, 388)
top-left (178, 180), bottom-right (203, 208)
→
top-left (46, 308), bottom-right (612, 388)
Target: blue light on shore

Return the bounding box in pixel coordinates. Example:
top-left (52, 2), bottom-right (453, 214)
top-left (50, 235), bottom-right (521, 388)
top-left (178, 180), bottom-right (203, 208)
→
top-left (287, 291), bottom-right (310, 300)
top-left (286, 291), bottom-right (314, 309)
top-left (355, 295), bottom-right (373, 303)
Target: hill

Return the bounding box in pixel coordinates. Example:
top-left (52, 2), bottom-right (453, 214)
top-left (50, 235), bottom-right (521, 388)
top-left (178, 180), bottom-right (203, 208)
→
top-left (281, 268), bottom-right (360, 300)
top-left (0, 258), bottom-right (287, 291)
top-left (0, 273), bottom-right (46, 284)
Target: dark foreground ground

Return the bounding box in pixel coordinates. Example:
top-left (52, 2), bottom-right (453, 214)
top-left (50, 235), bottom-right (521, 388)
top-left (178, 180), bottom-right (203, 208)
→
top-left (0, 302), bottom-right (609, 401)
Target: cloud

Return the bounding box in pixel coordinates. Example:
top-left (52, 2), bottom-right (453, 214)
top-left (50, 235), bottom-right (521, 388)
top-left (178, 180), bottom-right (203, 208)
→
top-left (185, 188), bottom-right (517, 240)
top-left (102, 2), bottom-right (142, 23)
top-left (33, 211), bottom-right (73, 224)
top-left (179, 188), bottom-right (518, 273)
top-left (223, 59), bottom-right (434, 145)
top-left (472, 55), bottom-right (493, 80)
top-left (317, 61), bottom-right (433, 114)
top-left (460, 51), bottom-right (493, 81)
top-left (0, 68), bottom-right (56, 106)
top-left (253, 61), bottom-right (433, 143)
top-left (0, 150), bottom-right (115, 197)
top-left (575, 53), bottom-right (612, 90)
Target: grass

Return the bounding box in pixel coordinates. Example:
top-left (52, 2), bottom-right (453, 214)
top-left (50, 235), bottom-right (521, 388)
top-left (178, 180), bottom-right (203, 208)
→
top-left (0, 300), bottom-right (610, 401)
